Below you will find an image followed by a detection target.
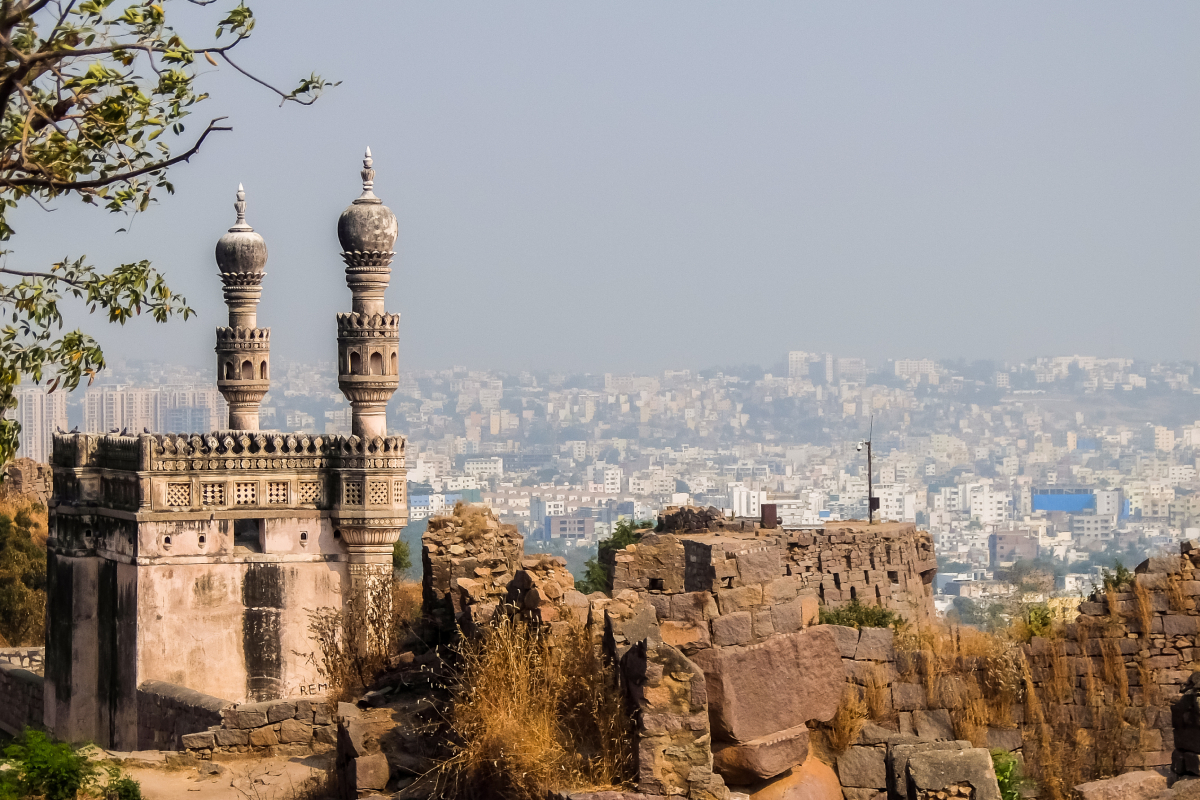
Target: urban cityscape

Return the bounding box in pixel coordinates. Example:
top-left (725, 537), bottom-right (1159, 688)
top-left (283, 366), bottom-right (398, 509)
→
top-left (18, 349), bottom-right (1200, 620)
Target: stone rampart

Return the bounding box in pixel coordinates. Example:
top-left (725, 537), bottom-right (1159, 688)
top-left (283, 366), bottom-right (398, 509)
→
top-left (136, 681), bottom-right (232, 750)
top-left (0, 660), bottom-right (44, 735)
top-left (181, 696), bottom-right (336, 758)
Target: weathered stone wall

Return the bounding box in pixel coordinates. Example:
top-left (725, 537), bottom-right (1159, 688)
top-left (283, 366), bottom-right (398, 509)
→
top-left (607, 518), bottom-right (937, 625)
top-left (181, 696), bottom-right (336, 758)
top-left (136, 681), bottom-right (231, 750)
top-left (422, 505), bottom-right (523, 631)
top-left (3, 457), bottom-right (52, 504)
top-left (0, 646), bottom-right (44, 672)
top-left (0, 659), bottom-right (44, 735)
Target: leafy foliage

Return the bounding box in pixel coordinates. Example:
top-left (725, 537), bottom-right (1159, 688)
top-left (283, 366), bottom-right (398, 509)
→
top-left (392, 538), bottom-right (412, 574)
top-left (575, 519), bottom-right (651, 595)
top-left (818, 599), bottom-right (905, 632)
top-left (0, 0), bottom-right (334, 465)
top-left (0, 497), bottom-right (47, 645)
top-left (0, 728), bottom-right (140, 800)
top-left (1101, 560), bottom-right (1134, 591)
top-left (991, 748), bottom-right (1026, 800)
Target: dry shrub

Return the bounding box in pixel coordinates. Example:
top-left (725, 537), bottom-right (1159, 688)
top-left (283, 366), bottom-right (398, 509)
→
top-left (897, 623), bottom-right (1019, 726)
top-left (863, 663), bottom-right (891, 722)
top-left (0, 494), bottom-right (48, 646)
top-left (308, 576), bottom-right (411, 702)
top-left (1105, 588), bottom-right (1121, 625)
top-left (1167, 576), bottom-right (1188, 613)
top-left (436, 615), bottom-right (633, 800)
top-left (950, 674), bottom-right (989, 747)
top-left (1048, 640), bottom-right (1073, 705)
top-left (1136, 654), bottom-right (1161, 707)
top-left (823, 685), bottom-right (867, 754)
top-left (1132, 580), bottom-right (1153, 637)
top-left (1018, 653), bottom-right (1068, 800)
top-left (1100, 639), bottom-right (1129, 706)
top-left (980, 649), bottom-right (1022, 728)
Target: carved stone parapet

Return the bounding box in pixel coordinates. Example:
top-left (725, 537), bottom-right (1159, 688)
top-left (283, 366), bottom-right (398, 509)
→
top-left (336, 313), bottom-right (400, 336)
top-left (215, 327), bottom-right (271, 353)
top-left (334, 522), bottom-right (406, 546)
top-left (338, 378), bottom-right (399, 405)
top-left (217, 383), bottom-right (270, 404)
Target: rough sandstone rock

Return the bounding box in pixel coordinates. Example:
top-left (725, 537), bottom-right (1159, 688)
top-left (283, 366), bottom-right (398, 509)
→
top-left (744, 759), bottom-right (841, 800)
top-left (1074, 771), bottom-right (1168, 800)
top-left (826, 625), bottom-right (861, 658)
top-left (904, 748), bottom-right (1002, 800)
top-left (712, 724), bottom-right (809, 783)
top-left (888, 741), bottom-right (975, 800)
top-left (351, 753), bottom-right (390, 793)
top-left (278, 718), bottom-right (312, 744)
top-left (836, 745), bottom-right (887, 789)
top-left (891, 683), bottom-right (927, 711)
top-left (911, 709), bottom-right (955, 740)
top-left (855, 628), bottom-right (895, 662)
top-left (693, 626), bottom-right (843, 744)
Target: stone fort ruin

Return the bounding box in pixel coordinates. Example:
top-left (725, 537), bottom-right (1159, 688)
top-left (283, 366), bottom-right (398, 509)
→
top-left (42, 151), bottom-right (409, 750)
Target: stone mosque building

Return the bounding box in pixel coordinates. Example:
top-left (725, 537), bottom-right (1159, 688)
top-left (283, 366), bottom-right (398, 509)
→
top-left (43, 152), bottom-right (409, 749)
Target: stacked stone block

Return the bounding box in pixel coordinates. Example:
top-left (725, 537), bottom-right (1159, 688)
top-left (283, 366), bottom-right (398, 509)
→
top-left (505, 554), bottom-right (591, 632)
top-left (181, 696), bottom-right (335, 757)
top-left (422, 505), bottom-right (523, 631)
top-left (0, 646), bottom-right (44, 672)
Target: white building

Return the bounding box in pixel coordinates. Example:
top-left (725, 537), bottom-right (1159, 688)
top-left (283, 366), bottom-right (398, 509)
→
top-left (464, 457), bottom-right (504, 479)
top-left (728, 483), bottom-right (766, 518)
top-left (11, 386), bottom-right (67, 463)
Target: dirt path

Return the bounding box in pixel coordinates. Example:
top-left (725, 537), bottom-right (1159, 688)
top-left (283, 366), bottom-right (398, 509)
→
top-left (119, 752), bottom-right (335, 800)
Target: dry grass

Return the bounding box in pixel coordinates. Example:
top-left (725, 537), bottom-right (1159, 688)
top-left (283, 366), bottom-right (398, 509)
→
top-left (1105, 588), bottom-right (1121, 625)
top-left (308, 579), bottom-right (420, 703)
top-left (1100, 639), bottom-right (1129, 706)
top-left (0, 494), bottom-right (47, 546)
top-left (1167, 576), bottom-right (1188, 613)
top-left (1048, 640), bottom-right (1073, 705)
top-left (436, 615), bottom-right (634, 800)
top-left (822, 686), bottom-right (867, 754)
top-left (950, 674), bottom-right (989, 747)
top-left (863, 663), bottom-right (891, 722)
top-left (1132, 580), bottom-right (1153, 637)
top-left (1136, 654), bottom-right (1161, 707)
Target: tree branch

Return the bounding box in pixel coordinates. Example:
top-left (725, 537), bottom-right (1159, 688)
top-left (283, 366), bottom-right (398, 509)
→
top-left (2, 116), bottom-right (231, 189)
top-left (219, 51), bottom-right (320, 106)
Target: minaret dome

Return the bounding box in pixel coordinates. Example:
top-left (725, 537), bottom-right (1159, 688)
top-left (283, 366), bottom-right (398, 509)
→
top-left (215, 184), bottom-right (267, 276)
top-left (336, 148), bottom-right (398, 254)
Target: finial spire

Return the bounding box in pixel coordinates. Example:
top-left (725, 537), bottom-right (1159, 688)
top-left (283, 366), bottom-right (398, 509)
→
top-left (355, 147), bottom-right (380, 204)
top-left (230, 183), bottom-right (252, 231)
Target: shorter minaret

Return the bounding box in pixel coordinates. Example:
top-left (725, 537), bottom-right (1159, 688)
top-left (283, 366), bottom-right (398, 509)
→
top-left (214, 185), bottom-right (270, 430)
top-left (336, 149), bottom-right (400, 438)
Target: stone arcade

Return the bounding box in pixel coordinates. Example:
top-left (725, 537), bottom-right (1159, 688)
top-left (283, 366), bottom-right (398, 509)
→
top-left (42, 152), bottom-right (408, 749)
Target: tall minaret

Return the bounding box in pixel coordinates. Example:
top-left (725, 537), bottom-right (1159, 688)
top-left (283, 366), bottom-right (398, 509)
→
top-left (214, 185), bottom-right (270, 430)
top-left (336, 149), bottom-right (400, 437)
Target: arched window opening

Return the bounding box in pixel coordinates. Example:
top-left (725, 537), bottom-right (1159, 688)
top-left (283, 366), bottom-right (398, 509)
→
top-left (390, 352), bottom-right (397, 374)
top-left (369, 352), bottom-right (383, 375)
top-left (259, 361), bottom-right (268, 380)
top-left (224, 361), bottom-right (234, 380)
top-left (241, 360), bottom-right (253, 380)
top-left (350, 352), bottom-right (362, 374)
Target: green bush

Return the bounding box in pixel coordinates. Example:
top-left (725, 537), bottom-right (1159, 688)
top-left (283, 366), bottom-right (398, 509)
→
top-left (393, 539), bottom-right (412, 574)
top-left (991, 748), bottom-right (1026, 800)
top-left (818, 599), bottom-right (905, 632)
top-left (0, 728), bottom-right (141, 800)
top-left (1101, 559), bottom-right (1133, 591)
top-left (575, 519), bottom-right (652, 595)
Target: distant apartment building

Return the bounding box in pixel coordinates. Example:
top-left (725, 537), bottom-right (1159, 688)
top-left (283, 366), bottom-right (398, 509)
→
top-left (988, 531), bottom-right (1038, 568)
top-left (894, 359), bottom-right (936, 380)
top-left (11, 386), bottom-right (67, 463)
top-left (84, 384), bottom-right (226, 433)
top-left (787, 351), bottom-right (815, 380)
top-left (541, 514), bottom-right (596, 544)
top-left (836, 358), bottom-right (868, 385)
top-left (464, 456), bottom-right (504, 479)
top-left (1155, 426), bottom-right (1176, 452)
top-left (728, 483), bottom-right (766, 518)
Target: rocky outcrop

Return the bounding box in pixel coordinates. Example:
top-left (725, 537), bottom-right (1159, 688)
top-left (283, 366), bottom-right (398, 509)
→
top-left (422, 504), bottom-right (523, 632)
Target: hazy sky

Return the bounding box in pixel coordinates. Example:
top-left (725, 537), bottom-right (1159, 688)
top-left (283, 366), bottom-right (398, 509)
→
top-left (11, 2), bottom-right (1200, 374)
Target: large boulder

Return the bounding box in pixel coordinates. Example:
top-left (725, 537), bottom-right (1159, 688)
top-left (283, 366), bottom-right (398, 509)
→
top-left (1075, 771), bottom-right (1168, 800)
top-left (905, 748), bottom-right (1002, 800)
top-left (744, 759), bottom-right (841, 800)
top-left (692, 627), bottom-right (843, 743)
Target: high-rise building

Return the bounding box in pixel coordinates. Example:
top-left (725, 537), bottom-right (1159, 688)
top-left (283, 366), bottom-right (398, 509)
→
top-left (894, 359), bottom-right (936, 380)
top-left (836, 357), bottom-right (868, 384)
top-left (11, 386), bottom-right (67, 463)
top-left (787, 351), bottom-right (813, 379)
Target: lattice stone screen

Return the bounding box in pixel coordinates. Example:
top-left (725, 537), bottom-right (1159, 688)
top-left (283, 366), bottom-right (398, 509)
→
top-left (201, 483), bottom-right (225, 505)
top-left (298, 481), bottom-right (321, 504)
top-left (368, 480), bottom-right (389, 505)
top-left (234, 482), bottom-right (257, 505)
top-left (267, 482), bottom-right (288, 504)
top-left (166, 483), bottom-right (191, 507)
top-left (344, 481), bottom-right (363, 505)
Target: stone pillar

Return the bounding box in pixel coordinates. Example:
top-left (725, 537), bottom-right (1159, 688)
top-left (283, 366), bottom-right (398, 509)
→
top-left (214, 185), bottom-right (269, 431)
top-left (335, 149), bottom-right (400, 440)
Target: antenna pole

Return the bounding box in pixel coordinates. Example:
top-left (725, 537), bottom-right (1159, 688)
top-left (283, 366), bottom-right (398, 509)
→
top-left (867, 416), bottom-right (874, 524)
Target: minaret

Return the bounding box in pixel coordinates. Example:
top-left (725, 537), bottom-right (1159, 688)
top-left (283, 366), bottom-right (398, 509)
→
top-left (336, 149), bottom-right (400, 437)
top-left (214, 185), bottom-right (270, 430)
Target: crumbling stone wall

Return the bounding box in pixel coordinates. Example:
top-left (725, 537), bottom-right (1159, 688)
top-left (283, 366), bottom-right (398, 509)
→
top-left (182, 696), bottom-right (335, 758)
top-left (136, 681), bottom-right (230, 750)
top-left (0, 659), bottom-right (43, 736)
top-left (0, 647), bottom-right (44, 672)
top-left (3, 457), bottom-right (51, 504)
top-left (422, 505), bottom-right (523, 631)
top-left (607, 517), bottom-right (937, 625)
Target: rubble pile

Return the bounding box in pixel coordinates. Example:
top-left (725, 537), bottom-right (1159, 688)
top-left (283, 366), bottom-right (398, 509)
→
top-left (658, 505), bottom-right (729, 533)
top-left (422, 503), bottom-right (523, 632)
top-left (506, 554), bottom-right (591, 632)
